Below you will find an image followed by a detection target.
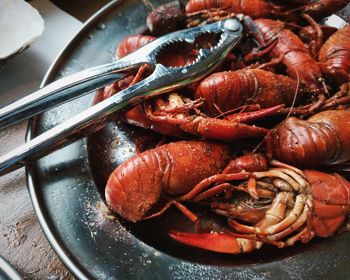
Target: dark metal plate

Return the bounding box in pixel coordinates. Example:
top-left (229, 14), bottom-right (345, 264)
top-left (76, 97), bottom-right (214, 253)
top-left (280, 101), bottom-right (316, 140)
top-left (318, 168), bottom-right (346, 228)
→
top-left (0, 256), bottom-right (22, 280)
top-left (26, 1), bottom-right (350, 279)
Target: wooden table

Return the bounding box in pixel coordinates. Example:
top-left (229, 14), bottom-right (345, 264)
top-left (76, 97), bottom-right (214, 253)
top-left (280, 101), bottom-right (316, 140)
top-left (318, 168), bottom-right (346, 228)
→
top-left (0, 1), bottom-right (109, 279)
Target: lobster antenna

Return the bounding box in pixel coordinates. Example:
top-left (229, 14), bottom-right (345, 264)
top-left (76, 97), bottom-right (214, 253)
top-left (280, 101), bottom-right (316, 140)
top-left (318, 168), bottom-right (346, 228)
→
top-left (285, 66), bottom-right (300, 119)
top-left (251, 133), bottom-right (267, 154)
top-left (214, 104), bottom-right (253, 119)
top-left (251, 69), bottom-right (300, 155)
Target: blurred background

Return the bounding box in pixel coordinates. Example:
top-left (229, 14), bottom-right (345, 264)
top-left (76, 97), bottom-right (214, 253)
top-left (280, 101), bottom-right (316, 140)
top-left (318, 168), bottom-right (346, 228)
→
top-left (51, 0), bottom-right (110, 21)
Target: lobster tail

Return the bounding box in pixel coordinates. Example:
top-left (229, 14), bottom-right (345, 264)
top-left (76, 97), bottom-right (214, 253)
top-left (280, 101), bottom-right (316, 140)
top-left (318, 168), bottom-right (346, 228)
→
top-left (304, 170), bottom-right (350, 237)
top-left (269, 110), bottom-right (350, 168)
top-left (268, 117), bottom-right (335, 168)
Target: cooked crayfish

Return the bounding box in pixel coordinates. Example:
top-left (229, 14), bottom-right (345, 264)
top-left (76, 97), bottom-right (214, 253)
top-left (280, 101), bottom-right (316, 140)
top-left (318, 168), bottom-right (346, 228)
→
top-left (169, 160), bottom-right (350, 254)
top-left (99, 22), bottom-right (288, 137)
top-left (105, 140), bottom-right (232, 222)
top-left (116, 34), bottom-right (155, 59)
top-left (194, 69), bottom-right (305, 115)
top-left (284, 0), bottom-right (350, 19)
top-left (125, 92), bottom-right (285, 141)
top-left (105, 142), bottom-right (274, 223)
top-left (267, 108), bottom-right (350, 168)
top-left (254, 18), bottom-right (325, 94)
top-left (105, 140), bottom-right (350, 254)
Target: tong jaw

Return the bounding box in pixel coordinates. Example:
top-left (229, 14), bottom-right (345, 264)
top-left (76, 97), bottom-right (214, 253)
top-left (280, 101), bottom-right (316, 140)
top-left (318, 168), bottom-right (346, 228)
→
top-left (114, 18), bottom-right (243, 106)
top-left (122, 18), bottom-right (243, 71)
top-left (152, 19), bottom-right (243, 96)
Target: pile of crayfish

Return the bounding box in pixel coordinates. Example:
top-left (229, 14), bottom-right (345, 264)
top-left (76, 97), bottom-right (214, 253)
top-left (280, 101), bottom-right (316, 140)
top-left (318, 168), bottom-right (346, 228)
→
top-left (95, 0), bottom-right (350, 255)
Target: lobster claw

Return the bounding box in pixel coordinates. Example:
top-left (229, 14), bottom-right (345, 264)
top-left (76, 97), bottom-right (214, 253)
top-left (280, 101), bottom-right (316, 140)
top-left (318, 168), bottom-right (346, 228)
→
top-left (169, 231), bottom-right (255, 254)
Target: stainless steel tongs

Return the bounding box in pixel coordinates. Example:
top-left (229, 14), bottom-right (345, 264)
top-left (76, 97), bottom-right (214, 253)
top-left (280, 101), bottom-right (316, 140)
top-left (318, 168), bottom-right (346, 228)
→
top-left (0, 19), bottom-right (243, 175)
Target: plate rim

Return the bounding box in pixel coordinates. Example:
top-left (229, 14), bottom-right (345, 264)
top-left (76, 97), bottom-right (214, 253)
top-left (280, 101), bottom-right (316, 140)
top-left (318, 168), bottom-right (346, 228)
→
top-left (0, 256), bottom-right (23, 280)
top-left (25, 1), bottom-right (122, 279)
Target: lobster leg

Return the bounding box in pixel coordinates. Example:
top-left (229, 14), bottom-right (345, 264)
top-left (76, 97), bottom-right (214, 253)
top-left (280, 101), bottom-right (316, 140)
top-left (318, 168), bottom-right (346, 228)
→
top-left (223, 153), bottom-right (268, 174)
top-left (180, 116), bottom-right (270, 140)
top-left (179, 173), bottom-right (251, 201)
top-left (280, 93), bottom-right (328, 116)
top-left (268, 197), bottom-right (311, 241)
top-left (192, 182), bottom-right (232, 202)
top-left (227, 191), bottom-right (294, 250)
top-left (253, 169), bottom-right (308, 192)
top-left (284, 226), bottom-right (314, 246)
top-left (169, 231), bottom-right (257, 254)
top-left (224, 104), bottom-right (284, 123)
top-left (283, 204), bottom-right (316, 246)
top-left (320, 82), bottom-right (350, 111)
top-left (228, 192), bottom-right (292, 234)
top-left (191, 177), bottom-right (273, 202)
top-left (143, 199), bottom-right (204, 232)
top-left (269, 159), bottom-right (305, 177)
top-left (257, 194), bottom-right (307, 235)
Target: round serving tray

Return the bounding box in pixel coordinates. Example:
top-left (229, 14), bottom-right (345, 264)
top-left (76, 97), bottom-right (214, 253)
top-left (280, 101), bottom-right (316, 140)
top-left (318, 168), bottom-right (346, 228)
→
top-left (26, 1), bottom-right (350, 279)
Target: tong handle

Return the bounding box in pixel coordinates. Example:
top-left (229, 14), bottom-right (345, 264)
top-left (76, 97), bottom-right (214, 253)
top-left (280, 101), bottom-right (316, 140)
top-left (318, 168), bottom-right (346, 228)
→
top-left (0, 72), bottom-right (153, 176)
top-left (0, 59), bottom-right (143, 129)
top-left (0, 18), bottom-right (245, 176)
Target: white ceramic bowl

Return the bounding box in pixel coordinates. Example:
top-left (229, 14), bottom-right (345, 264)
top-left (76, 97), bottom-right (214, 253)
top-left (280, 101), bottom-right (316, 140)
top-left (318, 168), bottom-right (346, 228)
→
top-left (0, 0), bottom-right (44, 63)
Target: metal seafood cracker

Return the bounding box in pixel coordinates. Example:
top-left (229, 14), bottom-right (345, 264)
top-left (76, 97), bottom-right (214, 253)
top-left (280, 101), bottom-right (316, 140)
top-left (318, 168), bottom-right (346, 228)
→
top-left (0, 19), bottom-right (243, 175)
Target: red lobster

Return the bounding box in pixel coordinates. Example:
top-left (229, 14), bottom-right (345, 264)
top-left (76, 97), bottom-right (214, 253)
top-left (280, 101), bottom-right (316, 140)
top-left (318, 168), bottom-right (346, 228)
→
top-left (105, 140), bottom-right (350, 253)
top-left (267, 108), bottom-right (350, 168)
top-left (169, 161), bottom-right (350, 253)
top-left (106, 141), bottom-right (232, 222)
top-left (96, 83), bottom-right (284, 141)
top-left (123, 91), bottom-right (284, 141)
top-left (116, 34), bottom-right (155, 58)
top-left (254, 18), bottom-right (325, 94)
top-left (185, 0), bottom-right (349, 21)
top-left (194, 69), bottom-right (305, 115)
top-left (106, 141), bottom-right (270, 223)
top-left (298, 23), bottom-right (338, 57)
